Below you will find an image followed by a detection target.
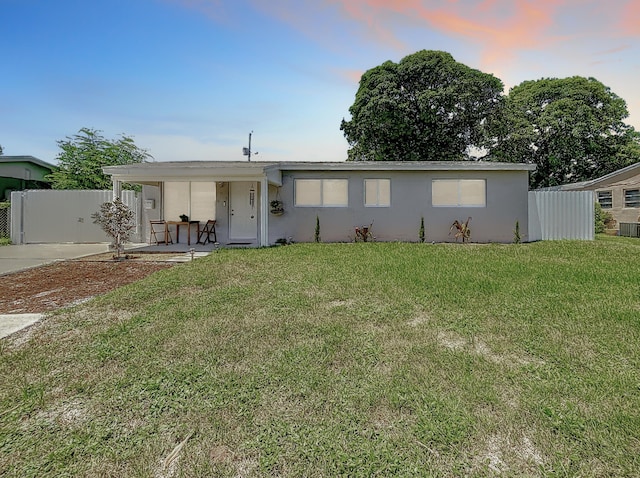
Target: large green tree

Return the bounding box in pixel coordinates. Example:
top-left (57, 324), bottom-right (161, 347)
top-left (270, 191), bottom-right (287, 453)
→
top-left (46, 128), bottom-right (151, 189)
top-left (340, 50), bottom-right (504, 161)
top-left (488, 76), bottom-right (640, 188)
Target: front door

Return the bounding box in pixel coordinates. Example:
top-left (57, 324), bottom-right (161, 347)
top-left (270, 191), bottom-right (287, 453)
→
top-left (229, 181), bottom-right (258, 241)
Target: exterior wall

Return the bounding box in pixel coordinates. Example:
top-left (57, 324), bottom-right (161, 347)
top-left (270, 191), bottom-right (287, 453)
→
top-left (0, 162), bottom-right (52, 200)
top-left (593, 177), bottom-right (640, 228)
top-left (267, 169), bottom-right (530, 244)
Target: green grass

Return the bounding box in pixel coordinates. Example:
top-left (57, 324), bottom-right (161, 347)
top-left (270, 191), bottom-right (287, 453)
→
top-left (1, 238), bottom-right (639, 477)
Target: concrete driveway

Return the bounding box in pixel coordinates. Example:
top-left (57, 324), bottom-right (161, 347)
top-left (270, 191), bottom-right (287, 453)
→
top-left (0, 243), bottom-right (116, 276)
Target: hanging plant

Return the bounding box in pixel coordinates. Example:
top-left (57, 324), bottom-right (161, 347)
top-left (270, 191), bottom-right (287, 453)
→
top-left (270, 188), bottom-right (284, 215)
top-left (270, 199), bottom-right (284, 215)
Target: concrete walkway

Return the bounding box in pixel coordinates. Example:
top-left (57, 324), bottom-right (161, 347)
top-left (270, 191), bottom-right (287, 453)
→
top-left (0, 314), bottom-right (43, 339)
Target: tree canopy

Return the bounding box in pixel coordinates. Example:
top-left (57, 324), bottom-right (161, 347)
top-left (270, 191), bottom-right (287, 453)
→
top-left (487, 76), bottom-right (640, 188)
top-left (46, 128), bottom-right (151, 190)
top-left (340, 50), bottom-right (504, 162)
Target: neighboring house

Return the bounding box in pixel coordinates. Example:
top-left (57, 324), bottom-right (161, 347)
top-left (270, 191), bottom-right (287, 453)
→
top-left (0, 156), bottom-right (54, 201)
top-left (104, 161), bottom-right (536, 246)
top-left (541, 161), bottom-right (640, 231)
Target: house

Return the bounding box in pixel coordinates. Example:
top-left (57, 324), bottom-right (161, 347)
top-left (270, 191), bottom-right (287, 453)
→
top-left (541, 161), bottom-right (640, 232)
top-left (0, 156), bottom-right (54, 201)
top-left (104, 161), bottom-right (536, 246)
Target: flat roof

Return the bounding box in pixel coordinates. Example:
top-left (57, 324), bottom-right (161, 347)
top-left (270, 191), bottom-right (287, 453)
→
top-left (105, 160), bottom-right (536, 175)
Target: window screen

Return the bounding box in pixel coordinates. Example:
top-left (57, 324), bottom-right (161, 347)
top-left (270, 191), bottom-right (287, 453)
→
top-left (364, 179), bottom-right (391, 207)
top-left (164, 182), bottom-right (216, 221)
top-left (295, 179), bottom-right (348, 207)
top-left (432, 179), bottom-right (486, 207)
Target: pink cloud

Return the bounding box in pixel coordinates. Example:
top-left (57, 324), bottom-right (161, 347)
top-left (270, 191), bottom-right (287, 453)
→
top-left (595, 45), bottom-right (632, 56)
top-left (306, 0), bottom-right (639, 76)
top-left (619, 0), bottom-right (640, 36)
top-left (333, 68), bottom-right (365, 83)
top-left (332, 1), bottom-right (562, 50)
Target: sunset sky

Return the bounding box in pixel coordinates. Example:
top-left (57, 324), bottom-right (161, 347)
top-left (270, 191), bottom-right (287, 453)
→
top-left (2, 0), bottom-right (639, 163)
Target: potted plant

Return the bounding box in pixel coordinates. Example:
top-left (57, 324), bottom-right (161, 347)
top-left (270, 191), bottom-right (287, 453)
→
top-left (270, 200), bottom-right (284, 215)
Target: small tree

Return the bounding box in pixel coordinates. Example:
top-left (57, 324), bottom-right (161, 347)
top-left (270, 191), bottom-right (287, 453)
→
top-left (92, 198), bottom-right (135, 259)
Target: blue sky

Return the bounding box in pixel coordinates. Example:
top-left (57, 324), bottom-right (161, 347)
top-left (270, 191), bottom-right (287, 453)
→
top-left (2, 0), bottom-right (639, 164)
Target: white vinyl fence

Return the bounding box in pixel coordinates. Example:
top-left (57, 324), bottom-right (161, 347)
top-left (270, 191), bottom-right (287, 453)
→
top-left (528, 191), bottom-right (594, 241)
top-left (11, 190), bottom-right (140, 244)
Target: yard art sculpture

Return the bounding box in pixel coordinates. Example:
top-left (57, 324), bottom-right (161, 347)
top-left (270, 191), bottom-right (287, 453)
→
top-left (355, 221), bottom-right (375, 242)
top-left (449, 217), bottom-right (472, 243)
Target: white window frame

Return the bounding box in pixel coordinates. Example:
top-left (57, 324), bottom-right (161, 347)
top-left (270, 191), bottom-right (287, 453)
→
top-left (364, 179), bottom-right (391, 207)
top-left (624, 188), bottom-right (640, 208)
top-left (294, 179), bottom-right (348, 207)
top-left (432, 179), bottom-right (486, 207)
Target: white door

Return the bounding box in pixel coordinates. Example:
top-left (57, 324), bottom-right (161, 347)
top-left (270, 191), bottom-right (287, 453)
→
top-left (229, 181), bottom-right (258, 240)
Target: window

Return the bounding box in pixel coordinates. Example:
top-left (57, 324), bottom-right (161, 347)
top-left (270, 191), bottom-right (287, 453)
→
top-left (432, 179), bottom-right (486, 207)
top-left (624, 189), bottom-right (640, 208)
top-left (164, 181), bottom-right (216, 221)
top-left (597, 191), bottom-right (612, 209)
top-left (364, 179), bottom-right (391, 207)
top-left (295, 179), bottom-right (348, 207)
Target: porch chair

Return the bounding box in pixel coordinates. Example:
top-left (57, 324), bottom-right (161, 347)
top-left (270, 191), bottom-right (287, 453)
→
top-left (149, 220), bottom-right (173, 245)
top-left (197, 219), bottom-right (217, 244)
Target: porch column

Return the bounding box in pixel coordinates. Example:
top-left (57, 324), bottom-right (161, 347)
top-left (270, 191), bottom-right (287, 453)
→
top-left (112, 179), bottom-right (122, 200)
top-left (260, 177), bottom-right (269, 246)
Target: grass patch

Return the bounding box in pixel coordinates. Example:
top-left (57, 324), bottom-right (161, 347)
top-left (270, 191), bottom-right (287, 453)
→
top-left (1, 238), bottom-right (640, 476)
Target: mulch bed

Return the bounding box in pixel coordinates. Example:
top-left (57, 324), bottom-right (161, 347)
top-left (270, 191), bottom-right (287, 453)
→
top-left (0, 257), bottom-right (176, 314)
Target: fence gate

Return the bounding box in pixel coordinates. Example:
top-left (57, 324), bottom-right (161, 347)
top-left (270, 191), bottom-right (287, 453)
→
top-left (528, 191), bottom-right (594, 241)
top-left (10, 190), bottom-right (140, 244)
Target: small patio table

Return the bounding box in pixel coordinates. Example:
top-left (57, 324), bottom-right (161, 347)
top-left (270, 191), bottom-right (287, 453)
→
top-left (166, 220), bottom-right (200, 245)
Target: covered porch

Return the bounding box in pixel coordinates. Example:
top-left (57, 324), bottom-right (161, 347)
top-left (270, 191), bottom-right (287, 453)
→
top-left (105, 162), bottom-right (283, 248)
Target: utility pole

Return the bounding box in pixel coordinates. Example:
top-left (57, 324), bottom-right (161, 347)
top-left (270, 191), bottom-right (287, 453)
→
top-left (242, 131), bottom-right (255, 161)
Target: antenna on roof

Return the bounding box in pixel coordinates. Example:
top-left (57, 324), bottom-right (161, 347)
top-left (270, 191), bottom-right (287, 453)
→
top-left (242, 131), bottom-right (258, 161)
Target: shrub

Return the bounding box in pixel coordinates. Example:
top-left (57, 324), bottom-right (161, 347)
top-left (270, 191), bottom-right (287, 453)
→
top-left (594, 202), bottom-right (614, 233)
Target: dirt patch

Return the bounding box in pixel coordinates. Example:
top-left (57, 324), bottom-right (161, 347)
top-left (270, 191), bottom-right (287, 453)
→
top-left (0, 257), bottom-right (175, 314)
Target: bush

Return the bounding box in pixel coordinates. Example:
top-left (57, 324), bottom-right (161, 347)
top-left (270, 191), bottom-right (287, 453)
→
top-left (595, 202), bottom-right (614, 233)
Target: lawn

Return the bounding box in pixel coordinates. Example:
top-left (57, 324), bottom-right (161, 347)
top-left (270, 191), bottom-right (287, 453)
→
top-left (1, 238), bottom-right (639, 477)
